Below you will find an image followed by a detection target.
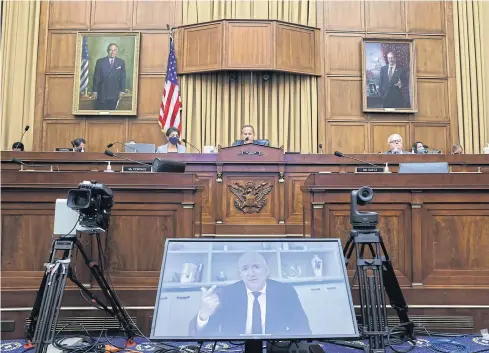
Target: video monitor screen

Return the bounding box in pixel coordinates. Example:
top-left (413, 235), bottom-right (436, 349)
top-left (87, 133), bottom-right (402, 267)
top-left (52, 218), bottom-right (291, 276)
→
top-left (150, 239), bottom-right (358, 340)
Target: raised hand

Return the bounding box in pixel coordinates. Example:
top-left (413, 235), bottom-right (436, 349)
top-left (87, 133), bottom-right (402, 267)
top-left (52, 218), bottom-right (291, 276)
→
top-left (198, 285), bottom-right (220, 321)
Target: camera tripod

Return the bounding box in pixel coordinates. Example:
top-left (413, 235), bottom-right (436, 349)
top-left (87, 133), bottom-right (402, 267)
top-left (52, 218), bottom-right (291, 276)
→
top-left (24, 232), bottom-right (136, 353)
top-left (343, 227), bottom-right (414, 353)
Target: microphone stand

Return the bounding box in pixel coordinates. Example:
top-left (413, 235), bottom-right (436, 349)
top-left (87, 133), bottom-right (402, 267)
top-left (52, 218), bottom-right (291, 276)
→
top-left (182, 139), bottom-right (201, 153)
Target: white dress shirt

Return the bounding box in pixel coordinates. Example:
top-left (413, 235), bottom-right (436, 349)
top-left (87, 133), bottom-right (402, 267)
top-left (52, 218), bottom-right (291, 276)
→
top-left (197, 284), bottom-right (267, 335)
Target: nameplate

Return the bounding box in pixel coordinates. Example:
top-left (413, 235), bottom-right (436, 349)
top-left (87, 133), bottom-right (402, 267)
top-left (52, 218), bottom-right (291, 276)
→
top-left (122, 166), bottom-right (152, 172)
top-left (355, 166), bottom-right (385, 173)
top-left (237, 151), bottom-right (264, 156)
top-left (55, 148), bottom-right (73, 152)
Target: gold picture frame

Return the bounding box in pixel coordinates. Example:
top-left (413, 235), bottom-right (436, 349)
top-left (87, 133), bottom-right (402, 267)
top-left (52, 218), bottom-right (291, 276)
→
top-left (362, 38), bottom-right (417, 113)
top-left (72, 32), bottom-right (140, 116)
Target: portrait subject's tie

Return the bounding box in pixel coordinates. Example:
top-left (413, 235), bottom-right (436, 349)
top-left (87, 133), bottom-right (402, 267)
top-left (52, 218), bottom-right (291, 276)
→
top-left (388, 66), bottom-right (393, 81)
top-left (251, 292), bottom-right (262, 334)
top-left (110, 58), bottom-right (114, 67)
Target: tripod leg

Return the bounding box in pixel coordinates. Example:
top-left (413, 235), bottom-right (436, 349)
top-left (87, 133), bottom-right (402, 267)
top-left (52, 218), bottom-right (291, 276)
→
top-left (32, 240), bottom-right (73, 353)
top-left (74, 238), bottom-right (135, 344)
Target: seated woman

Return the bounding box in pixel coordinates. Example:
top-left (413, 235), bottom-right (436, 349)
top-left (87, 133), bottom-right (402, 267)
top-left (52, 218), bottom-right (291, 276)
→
top-left (156, 127), bottom-right (186, 153)
top-left (451, 144), bottom-right (464, 155)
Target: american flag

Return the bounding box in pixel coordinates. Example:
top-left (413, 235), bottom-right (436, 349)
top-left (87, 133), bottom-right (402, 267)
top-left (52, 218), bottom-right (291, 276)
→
top-left (159, 37), bottom-right (182, 132)
top-left (80, 36), bottom-right (89, 93)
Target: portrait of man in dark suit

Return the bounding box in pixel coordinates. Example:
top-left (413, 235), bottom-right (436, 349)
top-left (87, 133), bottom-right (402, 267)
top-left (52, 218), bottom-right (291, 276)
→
top-left (73, 32), bottom-right (139, 115)
top-left (363, 39), bottom-right (416, 113)
top-left (92, 43), bottom-right (126, 110)
top-left (379, 52), bottom-right (405, 108)
top-left (190, 251), bottom-right (311, 337)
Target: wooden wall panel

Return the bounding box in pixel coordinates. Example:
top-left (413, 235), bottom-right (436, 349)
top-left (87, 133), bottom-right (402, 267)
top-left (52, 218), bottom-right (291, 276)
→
top-left (423, 207), bottom-right (489, 286)
top-left (276, 25), bottom-right (316, 73)
top-left (370, 123), bottom-right (409, 154)
top-left (138, 76), bottom-right (165, 117)
top-left (366, 1), bottom-right (405, 33)
top-left (417, 80), bottom-right (449, 121)
top-left (406, 1), bottom-right (445, 34)
top-left (48, 1), bottom-right (90, 29)
top-left (413, 124), bottom-right (449, 152)
top-left (91, 0), bottom-right (132, 29)
top-left (413, 36), bottom-right (447, 78)
top-left (327, 123), bottom-right (366, 153)
top-left (47, 33), bottom-right (77, 74)
top-left (324, 1), bottom-right (365, 31)
top-left (327, 78), bottom-right (363, 120)
top-left (325, 34), bottom-right (363, 76)
top-left (226, 22), bottom-right (273, 69)
top-left (285, 174), bottom-right (308, 225)
top-left (182, 24), bottom-right (222, 72)
top-left (44, 76), bottom-right (74, 118)
top-left (133, 0), bottom-right (175, 29)
top-left (43, 120), bottom-right (85, 151)
top-left (86, 120), bottom-right (127, 153)
top-left (128, 120), bottom-right (166, 147)
top-left (140, 33), bottom-right (169, 73)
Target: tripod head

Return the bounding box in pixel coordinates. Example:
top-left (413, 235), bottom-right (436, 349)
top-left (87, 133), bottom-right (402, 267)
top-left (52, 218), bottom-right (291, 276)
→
top-left (350, 186), bottom-right (378, 231)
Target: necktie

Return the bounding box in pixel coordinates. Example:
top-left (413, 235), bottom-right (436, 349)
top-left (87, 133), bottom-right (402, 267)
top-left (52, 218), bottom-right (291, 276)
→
top-left (110, 59), bottom-right (114, 67)
top-left (251, 292), bottom-right (262, 334)
top-left (388, 66), bottom-right (393, 80)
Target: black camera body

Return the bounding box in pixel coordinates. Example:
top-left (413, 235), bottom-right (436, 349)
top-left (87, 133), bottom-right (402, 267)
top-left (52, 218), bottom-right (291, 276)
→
top-left (350, 186), bottom-right (378, 229)
top-left (67, 181), bottom-right (114, 230)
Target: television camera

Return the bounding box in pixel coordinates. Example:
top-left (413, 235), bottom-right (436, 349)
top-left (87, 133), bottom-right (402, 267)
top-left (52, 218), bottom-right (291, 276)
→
top-left (67, 180), bottom-right (114, 231)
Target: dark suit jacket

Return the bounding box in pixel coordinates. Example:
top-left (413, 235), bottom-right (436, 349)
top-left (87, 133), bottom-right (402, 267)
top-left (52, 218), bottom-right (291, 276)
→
top-left (232, 139), bottom-right (270, 147)
top-left (379, 65), bottom-right (405, 108)
top-left (93, 56), bottom-right (126, 101)
top-left (190, 279), bottom-right (311, 337)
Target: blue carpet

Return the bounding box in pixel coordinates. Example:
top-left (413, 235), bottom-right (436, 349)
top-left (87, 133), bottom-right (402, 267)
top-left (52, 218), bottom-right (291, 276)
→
top-left (1, 335), bottom-right (489, 353)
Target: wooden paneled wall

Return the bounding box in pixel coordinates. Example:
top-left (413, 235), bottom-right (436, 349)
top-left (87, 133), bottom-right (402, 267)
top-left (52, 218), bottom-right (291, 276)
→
top-left (34, 1), bottom-right (456, 154)
top-left (34, 0), bottom-right (182, 152)
top-left (318, 1), bottom-right (456, 154)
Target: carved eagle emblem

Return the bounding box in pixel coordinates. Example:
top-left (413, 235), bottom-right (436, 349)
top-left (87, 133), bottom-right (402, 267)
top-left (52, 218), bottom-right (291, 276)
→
top-left (228, 181), bottom-right (273, 213)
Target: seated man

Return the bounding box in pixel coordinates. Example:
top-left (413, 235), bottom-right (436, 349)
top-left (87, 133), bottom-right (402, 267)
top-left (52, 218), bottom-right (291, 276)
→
top-left (190, 251), bottom-right (311, 336)
top-left (12, 142), bottom-right (24, 151)
top-left (72, 138), bottom-right (86, 152)
top-left (232, 125), bottom-right (269, 147)
top-left (384, 134), bottom-right (411, 154)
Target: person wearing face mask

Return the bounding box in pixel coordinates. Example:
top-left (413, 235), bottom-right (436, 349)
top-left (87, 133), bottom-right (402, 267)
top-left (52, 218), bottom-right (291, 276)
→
top-left (412, 141), bottom-right (426, 154)
top-left (156, 127), bottom-right (186, 153)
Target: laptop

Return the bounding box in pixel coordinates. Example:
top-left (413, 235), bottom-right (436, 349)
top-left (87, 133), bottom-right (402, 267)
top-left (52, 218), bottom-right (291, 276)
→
top-left (124, 143), bottom-right (155, 153)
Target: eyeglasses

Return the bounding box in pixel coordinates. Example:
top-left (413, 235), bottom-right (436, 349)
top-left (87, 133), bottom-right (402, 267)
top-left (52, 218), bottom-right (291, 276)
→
top-left (389, 139), bottom-right (402, 144)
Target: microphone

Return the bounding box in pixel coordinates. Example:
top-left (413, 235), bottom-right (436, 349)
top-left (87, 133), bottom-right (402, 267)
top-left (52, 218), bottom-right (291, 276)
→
top-left (11, 158), bottom-right (59, 171)
top-left (107, 141), bottom-right (138, 152)
top-left (181, 138), bottom-right (201, 153)
top-left (334, 151), bottom-right (383, 168)
top-left (104, 150), bottom-right (152, 167)
top-left (12, 158), bottom-right (28, 166)
top-left (19, 125), bottom-right (30, 143)
top-left (318, 143), bottom-right (324, 154)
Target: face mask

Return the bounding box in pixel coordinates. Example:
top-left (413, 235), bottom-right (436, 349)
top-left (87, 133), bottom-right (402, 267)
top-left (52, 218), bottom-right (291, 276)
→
top-left (417, 147), bottom-right (425, 154)
top-left (169, 136), bottom-right (179, 145)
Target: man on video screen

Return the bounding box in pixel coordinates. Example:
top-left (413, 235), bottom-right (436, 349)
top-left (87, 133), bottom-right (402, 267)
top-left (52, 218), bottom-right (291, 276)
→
top-left (190, 251), bottom-right (311, 336)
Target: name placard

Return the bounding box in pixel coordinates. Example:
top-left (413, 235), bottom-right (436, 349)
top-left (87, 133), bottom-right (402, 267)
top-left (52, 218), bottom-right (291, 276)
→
top-left (355, 166), bottom-right (385, 173)
top-left (122, 166), bottom-right (152, 172)
top-left (55, 148), bottom-right (73, 152)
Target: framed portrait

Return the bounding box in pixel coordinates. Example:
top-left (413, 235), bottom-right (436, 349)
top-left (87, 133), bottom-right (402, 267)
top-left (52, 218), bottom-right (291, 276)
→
top-left (362, 39), bottom-right (417, 113)
top-left (72, 32), bottom-right (140, 116)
